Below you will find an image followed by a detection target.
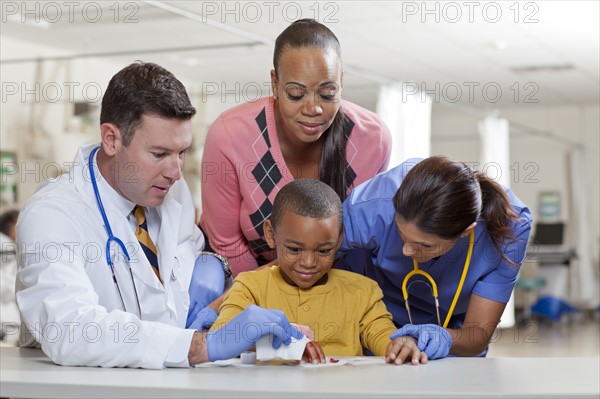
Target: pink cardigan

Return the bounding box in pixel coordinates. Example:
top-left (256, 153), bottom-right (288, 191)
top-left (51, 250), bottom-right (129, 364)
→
top-left (200, 97), bottom-right (391, 276)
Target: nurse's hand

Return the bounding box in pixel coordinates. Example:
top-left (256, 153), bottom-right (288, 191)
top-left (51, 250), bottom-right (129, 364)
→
top-left (385, 336), bottom-right (428, 365)
top-left (390, 324), bottom-right (452, 360)
top-left (206, 305), bottom-right (303, 362)
top-left (186, 253), bottom-right (230, 329)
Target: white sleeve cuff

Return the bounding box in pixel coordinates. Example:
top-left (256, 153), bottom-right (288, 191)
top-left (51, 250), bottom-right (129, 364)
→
top-left (164, 328), bottom-right (195, 368)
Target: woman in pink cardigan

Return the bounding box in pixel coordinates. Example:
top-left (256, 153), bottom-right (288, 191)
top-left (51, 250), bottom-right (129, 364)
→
top-left (200, 19), bottom-right (392, 276)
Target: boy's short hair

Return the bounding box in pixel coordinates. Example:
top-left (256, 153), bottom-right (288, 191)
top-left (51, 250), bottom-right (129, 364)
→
top-left (270, 179), bottom-right (342, 232)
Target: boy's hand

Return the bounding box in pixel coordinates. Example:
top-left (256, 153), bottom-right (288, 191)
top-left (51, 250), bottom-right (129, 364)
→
top-left (385, 336), bottom-right (428, 365)
top-left (302, 341), bottom-right (326, 364)
top-left (290, 323), bottom-right (315, 340)
top-left (290, 323), bottom-right (323, 363)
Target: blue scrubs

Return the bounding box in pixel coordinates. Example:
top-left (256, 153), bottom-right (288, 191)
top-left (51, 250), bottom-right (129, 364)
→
top-left (338, 159), bottom-right (532, 330)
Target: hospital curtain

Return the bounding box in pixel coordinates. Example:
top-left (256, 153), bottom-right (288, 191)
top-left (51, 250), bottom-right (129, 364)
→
top-left (478, 115), bottom-right (515, 327)
top-left (376, 83), bottom-right (432, 169)
top-left (568, 147), bottom-right (598, 308)
top-left (479, 115), bottom-right (510, 186)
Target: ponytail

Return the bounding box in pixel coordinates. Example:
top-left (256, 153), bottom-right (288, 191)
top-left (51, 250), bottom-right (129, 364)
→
top-left (319, 110), bottom-right (351, 200)
top-left (475, 171), bottom-right (518, 265)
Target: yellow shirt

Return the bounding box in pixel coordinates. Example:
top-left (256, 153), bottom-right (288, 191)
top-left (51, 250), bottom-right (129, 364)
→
top-left (211, 266), bottom-right (397, 356)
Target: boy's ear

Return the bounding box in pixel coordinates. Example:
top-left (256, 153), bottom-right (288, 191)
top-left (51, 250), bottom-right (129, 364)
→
top-left (336, 226), bottom-right (345, 249)
top-left (264, 219), bottom-right (276, 249)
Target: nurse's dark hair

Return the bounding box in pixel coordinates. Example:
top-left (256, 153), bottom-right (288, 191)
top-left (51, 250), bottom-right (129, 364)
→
top-left (273, 19), bottom-right (351, 201)
top-left (270, 179), bottom-right (343, 233)
top-left (393, 156), bottom-right (518, 265)
top-left (100, 61), bottom-right (196, 146)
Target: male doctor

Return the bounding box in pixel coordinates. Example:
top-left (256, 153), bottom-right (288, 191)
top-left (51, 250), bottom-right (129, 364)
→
top-left (16, 62), bottom-right (301, 368)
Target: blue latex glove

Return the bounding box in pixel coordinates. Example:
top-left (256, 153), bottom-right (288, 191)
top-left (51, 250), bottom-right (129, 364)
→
top-left (206, 304), bottom-right (304, 362)
top-left (390, 324), bottom-right (452, 360)
top-left (187, 307), bottom-right (218, 331)
top-left (186, 253), bottom-right (228, 329)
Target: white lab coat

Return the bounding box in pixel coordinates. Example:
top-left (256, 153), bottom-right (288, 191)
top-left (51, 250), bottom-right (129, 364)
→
top-left (1, 232), bottom-right (20, 345)
top-left (16, 144), bottom-right (204, 368)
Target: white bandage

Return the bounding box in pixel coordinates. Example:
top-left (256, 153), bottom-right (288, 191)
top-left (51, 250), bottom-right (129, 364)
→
top-left (256, 335), bottom-right (311, 361)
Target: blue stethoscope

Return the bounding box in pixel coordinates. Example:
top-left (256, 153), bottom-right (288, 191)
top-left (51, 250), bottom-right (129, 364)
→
top-left (89, 146), bottom-right (142, 318)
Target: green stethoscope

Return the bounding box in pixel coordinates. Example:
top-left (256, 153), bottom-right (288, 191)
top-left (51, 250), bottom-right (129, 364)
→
top-left (401, 230), bottom-right (475, 328)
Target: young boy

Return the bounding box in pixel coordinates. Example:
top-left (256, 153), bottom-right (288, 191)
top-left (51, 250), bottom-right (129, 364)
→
top-left (210, 179), bottom-right (427, 365)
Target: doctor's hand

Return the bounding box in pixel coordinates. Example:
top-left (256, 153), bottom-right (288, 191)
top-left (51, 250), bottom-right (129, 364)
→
top-left (187, 306), bottom-right (218, 331)
top-left (385, 336), bottom-right (428, 365)
top-left (186, 253), bottom-right (231, 329)
top-left (390, 324), bottom-right (452, 360)
top-left (206, 305), bottom-right (304, 362)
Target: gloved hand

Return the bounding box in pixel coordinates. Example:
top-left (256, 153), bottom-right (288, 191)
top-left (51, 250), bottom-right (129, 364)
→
top-left (186, 253), bottom-right (228, 328)
top-left (206, 304), bottom-right (304, 362)
top-left (187, 307), bottom-right (218, 331)
top-left (390, 324), bottom-right (452, 360)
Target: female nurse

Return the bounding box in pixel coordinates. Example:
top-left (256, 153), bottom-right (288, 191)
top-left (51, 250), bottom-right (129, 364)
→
top-left (200, 19), bottom-right (391, 276)
top-left (338, 156), bottom-right (532, 359)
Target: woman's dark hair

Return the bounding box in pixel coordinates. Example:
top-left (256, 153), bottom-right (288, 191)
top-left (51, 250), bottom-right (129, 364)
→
top-left (100, 61), bottom-right (196, 146)
top-left (0, 209), bottom-right (19, 237)
top-left (273, 19), bottom-right (351, 200)
top-left (393, 156), bottom-right (518, 264)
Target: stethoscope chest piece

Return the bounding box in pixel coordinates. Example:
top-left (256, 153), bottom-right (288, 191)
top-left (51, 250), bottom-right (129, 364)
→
top-left (401, 230), bottom-right (475, 328)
